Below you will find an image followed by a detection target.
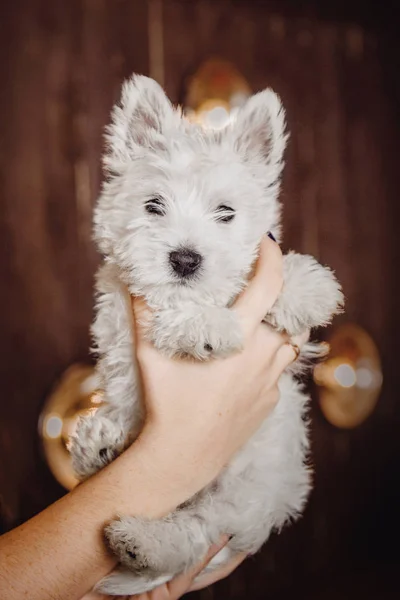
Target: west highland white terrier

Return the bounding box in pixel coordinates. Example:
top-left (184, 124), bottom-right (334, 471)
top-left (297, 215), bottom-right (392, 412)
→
top-left (70, 74), bottom-right (343, 595)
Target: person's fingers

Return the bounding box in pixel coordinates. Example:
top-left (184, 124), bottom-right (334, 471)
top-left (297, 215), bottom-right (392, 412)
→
top-left (187, 537), bottom-right (229, 579)
top-left (233, 236), bottom-right (283, 335)
top-left (166, 536), bottom-right (229, 598)
top-left (131, 295), bottom-right (153, 349)
top-left (79, 593), bottom-right (109, 600)
top-left (131, 295), bottom-right (152, 331)
top-left (252, 321), bottom-right (290, 358)
top-left (270, 329), bottom-right (310, 376)
top-left (187, 552), bottom-right (247, 592)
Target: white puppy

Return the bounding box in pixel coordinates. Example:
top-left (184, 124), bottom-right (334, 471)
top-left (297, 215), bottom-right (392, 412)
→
top-left (70, 75), bottom-right (343, 596)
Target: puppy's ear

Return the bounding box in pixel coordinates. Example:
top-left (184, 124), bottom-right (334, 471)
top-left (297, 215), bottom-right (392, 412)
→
top-left (232, 89), bottom-right (288, 174)
top-left (104, 74), bottom-right (176, 171)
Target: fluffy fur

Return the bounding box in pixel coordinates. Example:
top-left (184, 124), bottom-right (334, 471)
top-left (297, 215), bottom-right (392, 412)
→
top-left (69, 75), bottom-right (344, 596)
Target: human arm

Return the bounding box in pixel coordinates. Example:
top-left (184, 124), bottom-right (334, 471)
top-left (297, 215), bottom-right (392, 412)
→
top-left (0, 236), bottom-right (302, 600)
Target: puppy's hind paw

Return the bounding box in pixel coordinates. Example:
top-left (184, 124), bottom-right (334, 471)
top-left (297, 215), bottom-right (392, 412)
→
top-left (105, 516), bottom-right (160, 572)
top-left (69, 414), bottom-right (126, 480)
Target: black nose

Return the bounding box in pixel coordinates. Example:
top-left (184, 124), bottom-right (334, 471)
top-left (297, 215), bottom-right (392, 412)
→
top-left (169, 248), bottom-right (202, 278)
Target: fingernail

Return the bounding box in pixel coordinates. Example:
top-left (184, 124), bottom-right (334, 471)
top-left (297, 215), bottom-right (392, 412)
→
top-left (267, 231), bottom-right (276, 242)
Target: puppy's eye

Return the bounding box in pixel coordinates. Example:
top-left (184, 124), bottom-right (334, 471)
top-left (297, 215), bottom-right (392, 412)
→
top-left (145, 197), bottom-right (166, 216)
top-left (215, 205), bottom-right (235, 223)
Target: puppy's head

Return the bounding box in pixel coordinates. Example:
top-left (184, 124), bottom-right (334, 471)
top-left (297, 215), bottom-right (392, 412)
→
top-left (95, 75), bottom-right (287, 303)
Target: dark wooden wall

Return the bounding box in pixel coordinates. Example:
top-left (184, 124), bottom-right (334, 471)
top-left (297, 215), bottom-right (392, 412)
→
top-left (0, 0), bottom-right (150, 523)
top-left (1, 0), bottom-right (400, 597)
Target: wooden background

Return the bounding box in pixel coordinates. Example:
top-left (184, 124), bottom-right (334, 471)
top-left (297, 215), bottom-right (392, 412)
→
top-left (1, 0), bottom-right (399, 597)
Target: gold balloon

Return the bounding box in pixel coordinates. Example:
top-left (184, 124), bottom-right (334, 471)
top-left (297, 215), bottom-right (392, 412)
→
top-left (314, 324), bottom-right (382, 428)
top-left (39, 364), bottom-right (104, 490)
top-left (184, 58), bottom-right (251, 128)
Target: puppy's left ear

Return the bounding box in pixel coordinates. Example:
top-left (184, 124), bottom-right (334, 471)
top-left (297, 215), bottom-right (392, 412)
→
top-left (232, 89), bottom-right (288, 175)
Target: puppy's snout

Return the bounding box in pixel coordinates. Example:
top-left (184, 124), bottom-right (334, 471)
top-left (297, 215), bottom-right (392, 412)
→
top-left (169, 248), bottom-right (202, 278)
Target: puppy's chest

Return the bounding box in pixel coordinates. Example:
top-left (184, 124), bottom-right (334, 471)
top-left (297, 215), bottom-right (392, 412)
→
top-left (222, 416), bottom-right (279, 480)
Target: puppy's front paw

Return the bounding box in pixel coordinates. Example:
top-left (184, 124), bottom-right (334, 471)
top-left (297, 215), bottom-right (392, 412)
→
top-left (196, 307), bottom-right (243, 359)
top-left (70, 414), bottom-right (126, 480)
top-left (266, 252), bottom-right (344, 335)
top-left (151, 306), bottom-right (243, 360)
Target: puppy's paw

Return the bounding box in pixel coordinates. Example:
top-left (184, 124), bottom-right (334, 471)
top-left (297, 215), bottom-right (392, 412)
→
top-left (266, 252), bottom-right (344, 335)
top-left (196, 307), bottom-right (243, 359)
top-left (151, 306), bottom-right (243, 360)
top-left (105, 516), bottom-right (176, 574)
top-left (105, 514), bottom-right (208, 575)
top-left (69, 414), bottom-right (126, 480)
top-left (105, 518), bottom-right (151, 571)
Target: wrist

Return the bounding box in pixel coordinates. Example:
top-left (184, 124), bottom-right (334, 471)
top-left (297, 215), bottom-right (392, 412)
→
top-left (129, 424), bottom-right (220, 511)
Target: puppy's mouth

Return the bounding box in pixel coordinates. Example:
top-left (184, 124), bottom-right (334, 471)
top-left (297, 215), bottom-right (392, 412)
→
top-left (170, 270), bottom-right (202, 287)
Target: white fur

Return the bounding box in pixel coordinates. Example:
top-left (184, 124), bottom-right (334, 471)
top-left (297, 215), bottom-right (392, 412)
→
top-left (69, 75), bottom-right (344, 595)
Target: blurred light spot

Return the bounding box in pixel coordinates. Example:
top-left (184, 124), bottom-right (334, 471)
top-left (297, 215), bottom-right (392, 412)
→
top-left (44, 415), bottom-right (63, 439)
top-left (202, 106), bottom-right (231, 129)
top-left (334, 364), bottom-right (356, 388)
top-left (356, 367), bottom-right (374, 389)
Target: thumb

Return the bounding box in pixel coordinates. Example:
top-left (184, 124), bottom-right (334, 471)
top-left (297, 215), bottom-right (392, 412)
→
top-left (130, 295), bottom-right (153, 345)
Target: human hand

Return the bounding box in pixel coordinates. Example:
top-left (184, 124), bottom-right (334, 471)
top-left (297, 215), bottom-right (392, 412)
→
top-left (81, 537), bottom-right (245, 600)
top-left (131, 235), bottom-right (309, 503)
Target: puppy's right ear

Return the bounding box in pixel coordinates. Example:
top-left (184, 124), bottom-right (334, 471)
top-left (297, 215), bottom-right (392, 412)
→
top-left (104, 74), bottom-right (176, 172)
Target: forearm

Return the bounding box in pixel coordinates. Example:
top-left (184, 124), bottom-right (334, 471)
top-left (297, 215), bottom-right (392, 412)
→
top-left (0, 430), bottom-right (200, 600)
